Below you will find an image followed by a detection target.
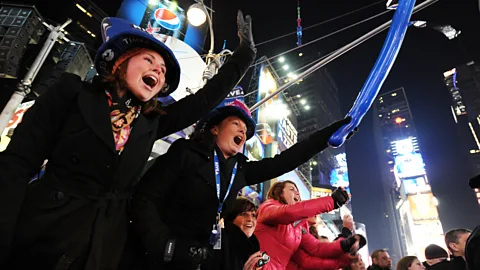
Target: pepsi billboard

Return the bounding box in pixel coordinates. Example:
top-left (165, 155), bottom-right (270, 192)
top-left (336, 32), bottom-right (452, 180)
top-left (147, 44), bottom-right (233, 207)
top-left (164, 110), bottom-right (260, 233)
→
top-left (117, 0), bottom-right (207, 53)
top-left (139, 1), bottom-right (187, 40)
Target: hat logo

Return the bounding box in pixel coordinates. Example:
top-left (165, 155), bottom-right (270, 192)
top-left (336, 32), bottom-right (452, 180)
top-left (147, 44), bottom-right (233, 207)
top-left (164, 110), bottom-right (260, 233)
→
top-left (102, 49), bottom-right (114, 62)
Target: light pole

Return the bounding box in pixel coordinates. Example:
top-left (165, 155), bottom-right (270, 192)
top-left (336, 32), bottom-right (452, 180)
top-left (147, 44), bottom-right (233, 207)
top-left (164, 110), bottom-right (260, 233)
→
top-left (0, 18), bottom-right (72, 136)
top-left (187, 0), bottom-right (231, 86)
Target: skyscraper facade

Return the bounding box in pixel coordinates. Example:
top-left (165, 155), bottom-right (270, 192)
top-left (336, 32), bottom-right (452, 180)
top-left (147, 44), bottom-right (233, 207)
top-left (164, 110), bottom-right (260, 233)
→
top-left (374, 88), bottom-right (445, 262)
top-left (444, 62), bottom-right (480, 204)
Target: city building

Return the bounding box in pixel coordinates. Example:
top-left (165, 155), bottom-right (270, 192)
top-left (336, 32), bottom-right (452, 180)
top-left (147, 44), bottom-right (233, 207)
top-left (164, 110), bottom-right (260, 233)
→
top-left (443, 62), bottom-right (480, 204)
top-left (373, 88), bottom-right (445, 262)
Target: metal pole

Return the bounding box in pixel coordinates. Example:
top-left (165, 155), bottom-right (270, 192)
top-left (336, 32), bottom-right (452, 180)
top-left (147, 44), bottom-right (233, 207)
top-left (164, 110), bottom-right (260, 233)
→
top-left (249, 0), bottom-right (438, 112)
top-left (0, 19), bottom-right (72, 136)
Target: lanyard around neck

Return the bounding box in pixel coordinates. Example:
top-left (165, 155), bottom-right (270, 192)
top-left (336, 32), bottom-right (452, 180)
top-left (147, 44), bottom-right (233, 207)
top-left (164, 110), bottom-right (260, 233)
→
top-left (214, 150), bottom-right (237, 214)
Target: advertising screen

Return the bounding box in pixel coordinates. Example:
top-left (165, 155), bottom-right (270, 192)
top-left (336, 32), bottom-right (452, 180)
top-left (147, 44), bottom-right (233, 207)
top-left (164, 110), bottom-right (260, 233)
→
top-left (394, 152), bottom-right (426, 178)
top-left (311, 187), bottom-right (333, 198)
top-left (239, 134), bottom-right (264, 204)
top-left (330, 153), bottom-right (350, 193)
top-left (408, 193), bottom-right (440, 223)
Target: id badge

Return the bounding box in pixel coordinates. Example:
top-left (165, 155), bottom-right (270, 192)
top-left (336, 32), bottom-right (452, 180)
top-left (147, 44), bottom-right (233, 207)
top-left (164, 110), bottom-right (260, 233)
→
top-left (213, 224), bottom-right (222, 250)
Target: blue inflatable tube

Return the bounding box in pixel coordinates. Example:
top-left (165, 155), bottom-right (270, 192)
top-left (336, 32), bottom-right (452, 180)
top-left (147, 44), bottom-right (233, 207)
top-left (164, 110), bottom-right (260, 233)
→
top-left (329, 0), bottom-right (417, 147)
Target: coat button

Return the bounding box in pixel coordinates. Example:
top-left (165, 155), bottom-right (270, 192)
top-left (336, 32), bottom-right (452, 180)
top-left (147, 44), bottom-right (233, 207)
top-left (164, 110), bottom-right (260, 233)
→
top-left (71, 155), bottom-right (80, 165)
top-left (54, 191), bottom-right (65, 201)
top-left (106, 165), bottom-right (111, 169)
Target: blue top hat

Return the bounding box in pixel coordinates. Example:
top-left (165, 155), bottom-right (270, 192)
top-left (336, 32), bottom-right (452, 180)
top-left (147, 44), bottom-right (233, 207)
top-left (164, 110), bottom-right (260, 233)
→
top-left (94, 17), bottom-right (181, 97)
top-left (196, 88), bottom-right (256, 139)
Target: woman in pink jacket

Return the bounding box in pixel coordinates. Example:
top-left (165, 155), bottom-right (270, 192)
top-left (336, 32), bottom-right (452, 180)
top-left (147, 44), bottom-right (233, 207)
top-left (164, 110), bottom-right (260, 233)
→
top-left (255, 180), bottom-right (366, 269)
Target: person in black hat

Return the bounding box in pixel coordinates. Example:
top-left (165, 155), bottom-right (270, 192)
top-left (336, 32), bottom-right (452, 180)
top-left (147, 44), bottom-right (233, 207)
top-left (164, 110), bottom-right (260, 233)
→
top-left (0, 11), bottom-right (256, 270)
top-left (131, 95), bottom-right (355, 269)
top-left (423, 244), bottom-right (449, 269)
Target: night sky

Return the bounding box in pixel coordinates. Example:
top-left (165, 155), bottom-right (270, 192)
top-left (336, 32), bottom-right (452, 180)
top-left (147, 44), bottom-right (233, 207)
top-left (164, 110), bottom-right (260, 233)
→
top-left (12, 0), bottom-right (480, 252)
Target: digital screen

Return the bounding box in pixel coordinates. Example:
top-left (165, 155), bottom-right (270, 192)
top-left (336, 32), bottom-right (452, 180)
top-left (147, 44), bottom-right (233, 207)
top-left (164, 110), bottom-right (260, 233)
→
top-left (240, 135), bottom-right (264, 203)
top-left (330, 153), bottom-right (350, 193)
top-left (394, 152), bottom-right (426, 178)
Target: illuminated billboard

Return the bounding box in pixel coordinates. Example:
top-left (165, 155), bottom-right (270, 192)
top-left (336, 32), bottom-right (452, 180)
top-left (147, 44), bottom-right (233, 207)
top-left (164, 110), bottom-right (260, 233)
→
top-left (408, 193), bottom-right (440, 223)
top-left (240, 134), bottom-right (265, 204)
top-left (391, 138), bottom-right (426, 179)
top-left (402, 176), bottom-right (431, 195)
top-left (330, 153), bottom-right (350, 193)
top-left (394, 153), bottom-right (426, 178)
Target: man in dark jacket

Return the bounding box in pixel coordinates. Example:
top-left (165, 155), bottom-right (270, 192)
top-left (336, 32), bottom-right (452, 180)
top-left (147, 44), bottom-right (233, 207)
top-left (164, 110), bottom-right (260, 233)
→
top-left (465, 225), bottom-right (480, 270)
top-left (422, 244), bottom-right (452, 269)
top-left (368, 249), bottom-right (392, 270)
top-left (445, 228), bottom-right (471, 270)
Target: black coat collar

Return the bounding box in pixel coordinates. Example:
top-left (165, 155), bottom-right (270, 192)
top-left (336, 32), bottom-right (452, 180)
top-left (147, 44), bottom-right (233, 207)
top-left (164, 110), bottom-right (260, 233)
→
top-left (78, 78), bottom-right (155, 153)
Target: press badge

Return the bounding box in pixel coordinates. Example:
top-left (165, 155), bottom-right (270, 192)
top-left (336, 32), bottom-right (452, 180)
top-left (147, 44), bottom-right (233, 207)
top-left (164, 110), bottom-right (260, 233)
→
top-left (213, 224), bottom-right (222, 250)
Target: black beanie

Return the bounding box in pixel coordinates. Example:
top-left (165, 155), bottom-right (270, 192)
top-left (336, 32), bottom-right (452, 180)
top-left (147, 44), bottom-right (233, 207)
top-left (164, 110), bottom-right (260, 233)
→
top-left (425, 244), bottom-right (448, 260)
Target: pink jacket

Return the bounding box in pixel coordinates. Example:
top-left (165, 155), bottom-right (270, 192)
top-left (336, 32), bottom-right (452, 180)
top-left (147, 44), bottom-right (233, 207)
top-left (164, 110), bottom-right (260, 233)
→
top-left (255, 198), bottom-right (347, 269)
top-left (287, 246), bottom-right (352, 270)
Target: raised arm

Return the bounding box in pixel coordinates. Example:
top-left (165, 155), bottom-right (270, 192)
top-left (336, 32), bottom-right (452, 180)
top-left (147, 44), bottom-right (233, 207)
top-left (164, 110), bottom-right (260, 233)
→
top-left (157, 11), bottom-right (256, 138)
top-left (257, 198), bottom-right (335, 226)
top-left (244, 118), bottom-right (351, 185)
top-left (0, 73), bottom-right (81, 263)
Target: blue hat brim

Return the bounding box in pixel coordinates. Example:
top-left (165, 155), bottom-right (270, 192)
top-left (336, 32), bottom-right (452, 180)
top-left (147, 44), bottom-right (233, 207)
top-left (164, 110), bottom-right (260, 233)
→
top-left (94, 18), bottom-right (181, 97)
top-left (197, 106), bottom-right (256, 140)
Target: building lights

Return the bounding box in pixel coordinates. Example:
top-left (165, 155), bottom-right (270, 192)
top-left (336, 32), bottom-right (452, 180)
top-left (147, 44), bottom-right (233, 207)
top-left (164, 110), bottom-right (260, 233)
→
top-left (75, 3), bottom-right (92, 17)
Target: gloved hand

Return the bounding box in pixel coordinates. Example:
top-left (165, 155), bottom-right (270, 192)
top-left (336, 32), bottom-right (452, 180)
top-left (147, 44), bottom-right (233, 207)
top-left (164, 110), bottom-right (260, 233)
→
top-left (331, 187), bottom-right (349, 209)
top-left (340, 234), bottom-right (367, 254)
top-left (312, 117), bottom-right (357, 148)
top-left (164, 238), bottom-right (210, 268)
top-left (237, 10), bottom-right (255, 50)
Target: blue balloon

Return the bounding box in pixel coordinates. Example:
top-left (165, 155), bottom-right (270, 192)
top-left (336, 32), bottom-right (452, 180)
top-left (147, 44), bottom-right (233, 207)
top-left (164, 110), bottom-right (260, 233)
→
top-left (329, 0), bottom-right (417, 147)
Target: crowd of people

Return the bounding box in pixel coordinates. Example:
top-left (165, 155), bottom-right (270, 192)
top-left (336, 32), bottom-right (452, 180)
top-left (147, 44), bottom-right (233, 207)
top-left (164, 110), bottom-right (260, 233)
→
top-left (0, 8), bottom-right (478, 270)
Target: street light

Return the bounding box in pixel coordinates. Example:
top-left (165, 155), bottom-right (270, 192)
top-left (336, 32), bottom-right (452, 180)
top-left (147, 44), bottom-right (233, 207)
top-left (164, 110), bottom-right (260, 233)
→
top-left (411, 21), bottom-right (462, 40)
top-left (187, 3), bottom-right (207, 26)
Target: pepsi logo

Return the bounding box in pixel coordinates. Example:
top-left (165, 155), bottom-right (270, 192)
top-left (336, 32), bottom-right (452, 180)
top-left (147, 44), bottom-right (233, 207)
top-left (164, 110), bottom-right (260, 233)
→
top-left (154, 8), bottom-right (180, 30)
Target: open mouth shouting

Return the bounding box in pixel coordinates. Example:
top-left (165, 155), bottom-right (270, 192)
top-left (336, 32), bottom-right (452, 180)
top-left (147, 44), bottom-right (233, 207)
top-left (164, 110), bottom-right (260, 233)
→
top-left (233, 135), bottom-right (244, 146)
top-left (142, 74), bottom-right (158, 90)
top-left (293, 196), bottom-right (300, 203)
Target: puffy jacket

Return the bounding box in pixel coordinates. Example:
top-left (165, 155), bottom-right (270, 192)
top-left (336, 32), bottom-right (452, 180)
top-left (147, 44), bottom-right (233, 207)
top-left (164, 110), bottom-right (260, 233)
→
top-left (255, 198), bottom-right (348, 269)
top-left (287, 248), bottom-right (352, 270)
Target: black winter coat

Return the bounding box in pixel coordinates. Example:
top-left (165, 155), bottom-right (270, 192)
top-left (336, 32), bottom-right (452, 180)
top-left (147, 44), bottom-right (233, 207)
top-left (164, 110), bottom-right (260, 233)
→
top-left (132, 123), bottom-right (342, 270)
top-left (0, 43), bottom-right (255, 270)
top-left (466, 225), bottom-right (480, 270)
top-left (208, 221), bottom-right (260, 270)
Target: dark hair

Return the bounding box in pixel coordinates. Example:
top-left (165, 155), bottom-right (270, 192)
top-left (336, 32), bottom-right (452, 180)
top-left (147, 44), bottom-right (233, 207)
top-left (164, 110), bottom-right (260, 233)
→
top-left (101, 59), bottom-right (166, 116)
top-left (267, 180), bottom-right (298, 204)
top-left (371, 249), bottom-right (388, 260)
top-left (309, 225), bottom-right (320, 240)
top-left (396, 256), bottom-right (418, 270)
top-left (445, 228), bottom-right (472, 253)
top-left (225, 197), bottom-right (257, 223)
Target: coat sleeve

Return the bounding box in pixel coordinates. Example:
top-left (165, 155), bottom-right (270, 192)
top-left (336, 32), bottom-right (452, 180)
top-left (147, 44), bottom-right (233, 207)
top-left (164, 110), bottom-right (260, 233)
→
top-left (257, 198), bottom-right (335, 226)
top-left (244, 128), bottom-right (332, 185)
top-left (291, 248), bottom-right (351, 270)
top-left (0, 73), bottom-right (81, 262)
top-left (156, 44), bottom-right (256, 138)
top-left (300, 232), bottom-right (346, 258)
top-left (131, 139), bottom-right (186, 265)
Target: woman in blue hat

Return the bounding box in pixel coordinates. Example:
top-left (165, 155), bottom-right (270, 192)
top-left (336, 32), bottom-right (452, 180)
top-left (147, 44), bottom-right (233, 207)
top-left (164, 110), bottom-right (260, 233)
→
top-left (0, 11), bottom-right (256, 270)
top-left (131, 96), bottom-right (355, 269)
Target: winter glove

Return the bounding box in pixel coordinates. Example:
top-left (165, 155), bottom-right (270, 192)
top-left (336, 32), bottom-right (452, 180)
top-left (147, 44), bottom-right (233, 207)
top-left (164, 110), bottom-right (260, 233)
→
top-left (340, 234), bottom-right (367, 254)
top-left (237, 10), bottom-right (255, 50)
top-left (164, 238), bottom-right (210, 268)
top-left (311, 117), bottom-right (356, 149)
top-left (331, 187), bottom-right (349, 209)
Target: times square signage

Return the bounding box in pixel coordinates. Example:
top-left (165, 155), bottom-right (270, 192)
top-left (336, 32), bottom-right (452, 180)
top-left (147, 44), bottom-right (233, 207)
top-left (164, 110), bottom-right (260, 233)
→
top-left (277, 117), bottom-right (298, 149)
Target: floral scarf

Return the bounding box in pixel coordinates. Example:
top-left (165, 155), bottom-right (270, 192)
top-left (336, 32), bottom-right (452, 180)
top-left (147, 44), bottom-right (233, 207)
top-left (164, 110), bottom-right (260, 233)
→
top-left (105, 90), bottom-right (142, 153)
